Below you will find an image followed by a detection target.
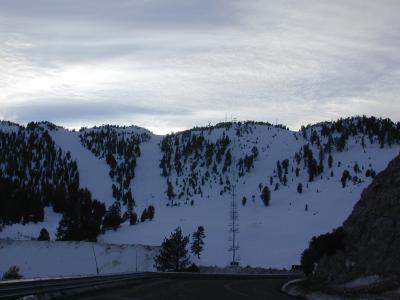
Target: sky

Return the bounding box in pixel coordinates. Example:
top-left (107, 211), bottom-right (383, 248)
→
top-left (0, 0), bottom-right (399, 134)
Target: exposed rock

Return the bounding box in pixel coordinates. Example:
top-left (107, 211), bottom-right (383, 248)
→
top-left (313, 153), bottom-right (400, 286)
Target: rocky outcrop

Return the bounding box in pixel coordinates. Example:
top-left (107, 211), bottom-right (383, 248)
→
top-left (313, 153), bottom-right (400, 285)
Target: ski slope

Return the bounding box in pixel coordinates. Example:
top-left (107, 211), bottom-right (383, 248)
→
top-left (1, 119), bottom-right (400, 271)
top-left (49, 128), bottom-right (115, 207)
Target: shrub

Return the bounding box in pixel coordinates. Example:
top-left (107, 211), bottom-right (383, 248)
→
top-left (2, 266), bottom-right (23, 280)
top-left (301, 227), bottom-right (346, 275)
top-left (185, 263), bottom-right (200, 273)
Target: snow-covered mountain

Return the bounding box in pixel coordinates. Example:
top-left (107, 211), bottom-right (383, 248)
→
top-left (1, 117), bottom-right (399, 269)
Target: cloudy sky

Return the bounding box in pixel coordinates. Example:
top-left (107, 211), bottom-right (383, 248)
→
top-left (1, 0), bottom-right (399, 134)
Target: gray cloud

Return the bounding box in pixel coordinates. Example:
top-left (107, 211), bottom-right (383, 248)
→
top-left (2, 98), bottom-right (192, 127)
top-left (0, 0), bottom-right (399, 134)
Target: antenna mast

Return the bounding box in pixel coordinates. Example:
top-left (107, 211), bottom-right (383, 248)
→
top-left (229, 122), bottom-right (240, 267)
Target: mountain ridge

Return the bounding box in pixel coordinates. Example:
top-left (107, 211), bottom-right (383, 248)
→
top-left (1, 116), bottom-right (400, 268)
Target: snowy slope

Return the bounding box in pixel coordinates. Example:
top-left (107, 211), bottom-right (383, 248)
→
top-left (131, 134), bottom-right (165, 207)
top-left (0, 121), bottom-right (21, 133)
top-left (1, 118), bottom-right (400, 271)
top-left (49, 127), bottom-right (115, 207)
top-left (0, 208), bottom-right (62, 241)
top-left (0, 240), bottom-right (159, 278)
top-left (99, 122), bottom-right (400, 268)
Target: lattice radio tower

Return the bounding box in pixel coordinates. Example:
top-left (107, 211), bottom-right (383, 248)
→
top-left (228, 121), bottom-right (240, 267)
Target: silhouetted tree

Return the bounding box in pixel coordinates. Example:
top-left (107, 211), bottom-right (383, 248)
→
top-left (154, 227), bottom-right (190, 272)
top-left (297, 183), bottom-right (303, 194)
top-left (38, 228), bottom-right (50, 241)
top-left (261, 186), bottom-right (271, 206)
top-left (191, 226), bottom-right (206, 259)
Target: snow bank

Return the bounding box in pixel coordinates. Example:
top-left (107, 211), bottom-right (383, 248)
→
top-left (0, 240), bottom-right (159, 279)
top-left (342, 275), bottom-right (382, 289)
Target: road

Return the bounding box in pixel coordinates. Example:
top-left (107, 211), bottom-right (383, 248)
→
top-left (68, 277), bottom-right (298, 300)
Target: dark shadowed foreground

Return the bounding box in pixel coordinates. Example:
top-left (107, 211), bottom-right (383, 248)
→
top-left (67, 277), bottom-right (297, 300)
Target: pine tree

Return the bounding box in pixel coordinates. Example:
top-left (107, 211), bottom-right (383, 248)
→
top-left (308, 158), bottom-right (318, 182)
top-left (130, 211), bottom-right (138, 225)
top-left (166, 179), bottom-right (176, 205)
top-left (2, 266), bottom-right (23, 280)
top-left (125, 188), bottom-right (135, 208)
top-left (261, 186), bottom-right (271, 206)
top-left (38, 228), bottom-right (50, 241)
top-left (141, 208), bottom-right (148, 222)
top-left (102, 201), bottom-right (123, 231)
top-left (191, 226), bottom-right (206, 259)
top-left (276, 161), bottom-right (283, 182)
top-left (56, 215), bottom-right (78, 241)
top-left (282, 159), bottom-right (289, 174)
top-left (154, 227), bottom-right (190, 272)
top-left (341, 170), bottom-right (351, 188)
top-left (335, 134), bottom-right (347, 152)
top-left (147, 205), bottom-right (155, 220)
top-left (328, 154), bottom-right (333, 169)
top-left (297, 183), bottom-right (303, 194)
top-left (282, 174), bottom-right (288, 186)
top-left (353, 162), bottom-right (360, 174)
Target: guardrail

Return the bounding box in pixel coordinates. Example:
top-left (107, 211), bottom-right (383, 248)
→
top-left (0, 272), bottom-right (302, 299)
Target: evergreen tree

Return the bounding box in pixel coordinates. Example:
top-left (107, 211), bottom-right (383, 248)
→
top-left (297, 183), bottom-right (303, 194)
top-left (222, 150), bottom-right (232, 173)
top-left (56, 194), bottom-right (105, 242)
top-left (366, 169), bottom-right (376, 178)
top-left (301, 228), bottom-right (346, 275)
top-left (191, 226), bottom-right (206, 259)
top-left (38, 228), bottom-right (50, 241)
top-left (2, 266), bottom-right (23, 280)
top-left (141, 208), bottom-right (148, 222)
top-left (261, 186), bottom-right (271, 206)
top-left (125, 188), bottom-right (135, 208)
top-left (154, 227), bottom-right (190, 272)
top-left (328, 154), bottom-right (333, 169)
top-left (282, 174), bottom-right (288, 186)
top-left (281, 159), bottom-right (289, 174)
top-left (56, 215), bottom-right (77, 241)
top-left (335, 134), bottom-right (347, 152)
top-left (102, 201), bottom-right (123, 231)
top-left (130, 211), bottom-right (138, 225)
top-left (276, 161), bottom-right (283, 182)
top-left (341, 170), bottom-right (351, 188)
top-left (353, 162), bottom-right (360, 174)
top-left (147, 205), bottom-right (155, 220)
top-left (308, 158), bottom-right (318, 182)
top-left (166, 179), bottom-right (176, 205)
top-left (251, 146), bottom-right (259, 158)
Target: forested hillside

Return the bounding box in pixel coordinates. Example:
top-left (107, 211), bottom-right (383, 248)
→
top-left (0, 122), bottom-right (105, 241)
top-left (1, 116), bottom-right (399, 268)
